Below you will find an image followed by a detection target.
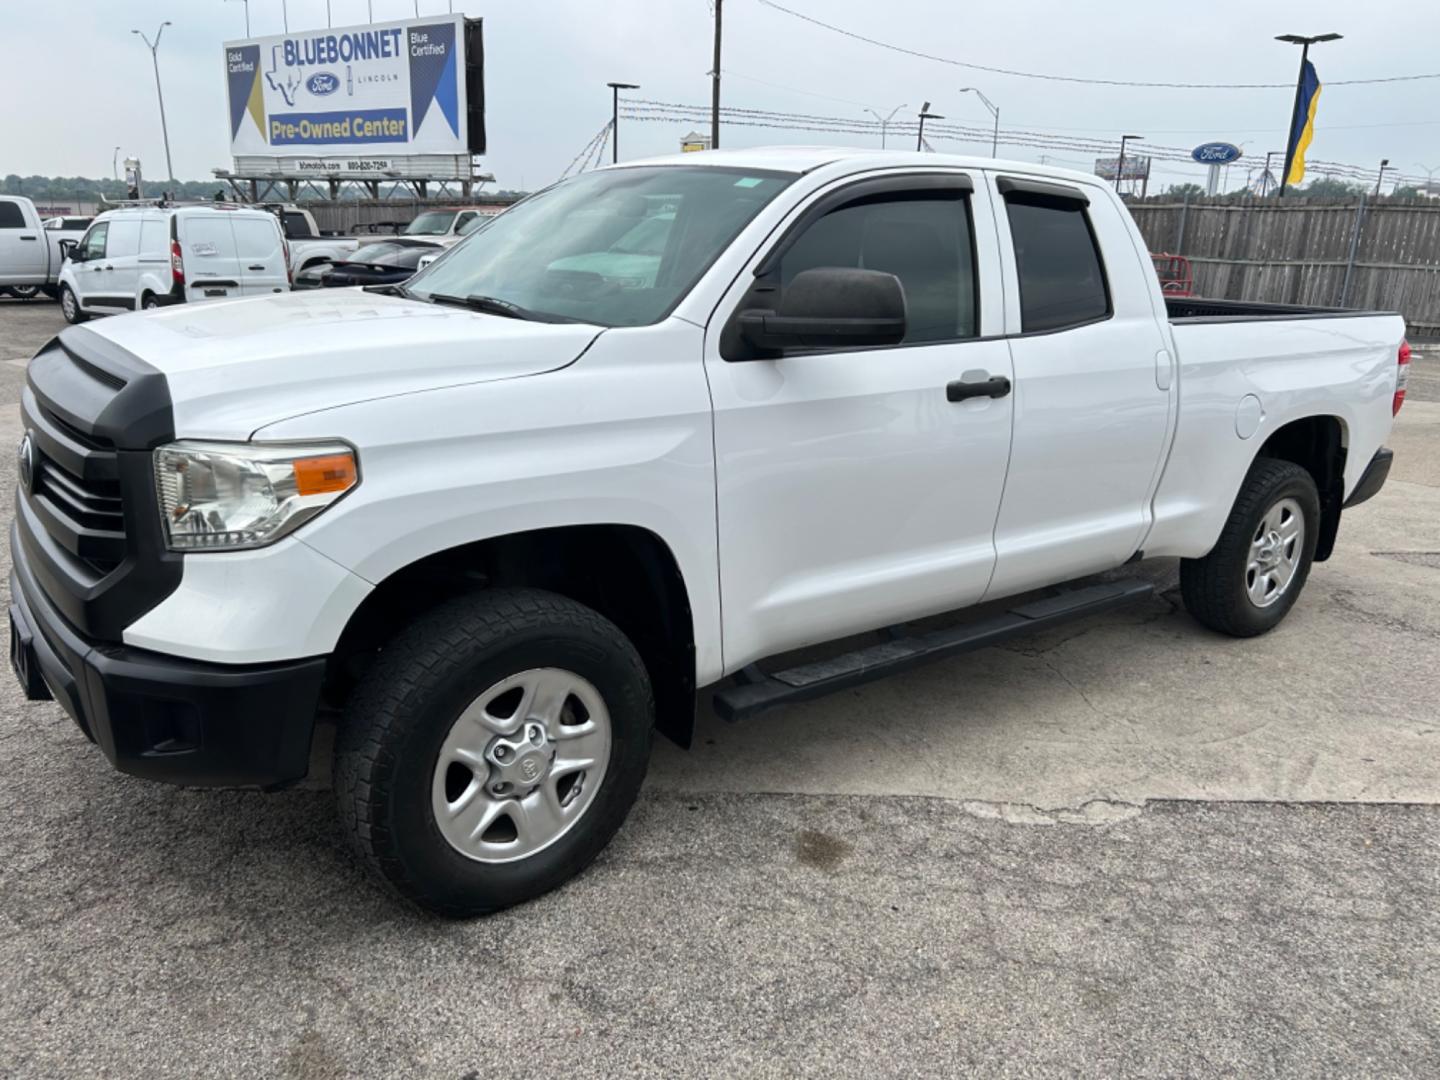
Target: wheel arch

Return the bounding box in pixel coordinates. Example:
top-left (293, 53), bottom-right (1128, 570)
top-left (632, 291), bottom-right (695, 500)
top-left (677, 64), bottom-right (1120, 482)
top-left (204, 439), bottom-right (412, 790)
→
top-left (1254, 413), bottom-right (1347, 562)
top-left (327, 523), bottom-right (698, 747)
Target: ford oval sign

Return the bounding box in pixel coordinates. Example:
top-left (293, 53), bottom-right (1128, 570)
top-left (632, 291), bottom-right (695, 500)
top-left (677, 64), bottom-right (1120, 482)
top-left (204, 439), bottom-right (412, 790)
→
top-left (1192, 142), bottom-right (1242, 165)
top-left (306, 71), bottom-right (340, 97)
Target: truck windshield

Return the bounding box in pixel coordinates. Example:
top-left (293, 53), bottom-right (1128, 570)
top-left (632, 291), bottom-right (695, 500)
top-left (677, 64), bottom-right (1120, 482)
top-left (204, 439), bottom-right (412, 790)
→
top-left (406, 166), bottom-right (794, 327)
top-left (403, 210), bottom-right (458, 236)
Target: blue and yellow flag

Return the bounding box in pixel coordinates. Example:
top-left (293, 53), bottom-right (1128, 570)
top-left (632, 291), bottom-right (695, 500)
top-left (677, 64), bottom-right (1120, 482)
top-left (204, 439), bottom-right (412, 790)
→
top-left (1285, 60), bottom-right (1322, 186)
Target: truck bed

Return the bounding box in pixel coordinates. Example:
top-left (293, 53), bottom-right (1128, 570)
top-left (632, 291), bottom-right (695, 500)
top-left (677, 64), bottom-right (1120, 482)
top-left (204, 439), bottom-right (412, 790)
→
top-left (1166, 297), bottom-right (1393, 323)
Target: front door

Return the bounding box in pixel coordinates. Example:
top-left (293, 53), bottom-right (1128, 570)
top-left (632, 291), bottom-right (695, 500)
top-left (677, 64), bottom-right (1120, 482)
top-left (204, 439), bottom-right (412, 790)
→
top-left (706, 171), bottom-right (1015, 671)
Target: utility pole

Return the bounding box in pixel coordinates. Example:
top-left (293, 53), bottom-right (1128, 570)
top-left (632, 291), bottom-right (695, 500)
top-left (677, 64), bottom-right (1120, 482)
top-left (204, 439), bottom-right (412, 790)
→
top-left (282, 0), bottom-right (289, 32)
top-left (710, 0), bottom-right (723, 149)
top-left (607, 82), bottom-right (639, 163)
top-left (131, 23), bottom-right (175, 184)
top-left (959, 87), bottom-right (1000, 156)
top-left (863, 103), bottom-right (907, 150)
top-left (916, 102), bottom-right (943, 152)
top-left (327, 1), bottom-right (332, 28)
top-left (1374, 158), bottom-right (1390, 197)
top-left (1276, 33), bottom-right (1341, 197)
top-left (1115, 134), bottom-right (1143, 194)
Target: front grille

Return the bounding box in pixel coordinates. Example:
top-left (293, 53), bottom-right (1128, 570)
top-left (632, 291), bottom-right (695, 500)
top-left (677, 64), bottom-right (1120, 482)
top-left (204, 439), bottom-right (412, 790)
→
top-left (15, 331), bottom-right (180, 642)
top-left (24, 391), bottom-right (128, 575)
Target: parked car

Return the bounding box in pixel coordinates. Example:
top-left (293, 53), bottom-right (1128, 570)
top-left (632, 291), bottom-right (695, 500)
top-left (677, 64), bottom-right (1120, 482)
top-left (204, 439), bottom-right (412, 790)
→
top-left (258, 202), bottom-right (363, 275)
top-left (0, 195), bottom-right (66, 298)
top-left (293, 239), bottom-right (441, 289)
top-left (401, 205), bottom-right (503, 246)
top-left (56, 202), bottom-right (290, 323)
top-left (10, 149), bottom-right (1406, 917)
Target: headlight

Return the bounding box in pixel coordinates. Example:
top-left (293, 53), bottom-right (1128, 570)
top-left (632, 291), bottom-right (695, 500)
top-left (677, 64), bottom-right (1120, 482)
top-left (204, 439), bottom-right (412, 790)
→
top-left (154, 441), bottom-right (358, 551)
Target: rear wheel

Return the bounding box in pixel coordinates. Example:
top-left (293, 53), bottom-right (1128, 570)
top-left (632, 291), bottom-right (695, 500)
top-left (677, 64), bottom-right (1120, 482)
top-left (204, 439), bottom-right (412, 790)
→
top-left (8, 284), bottom-right (40, 300)
top-left (1181, 457), bottom-right (1320, 637)
top-left (334, 588), bottom-right (654, 917)
top-left (141, 293), bottom-right (161, 311)
top-left (59, 285), bottom-right (86, 324)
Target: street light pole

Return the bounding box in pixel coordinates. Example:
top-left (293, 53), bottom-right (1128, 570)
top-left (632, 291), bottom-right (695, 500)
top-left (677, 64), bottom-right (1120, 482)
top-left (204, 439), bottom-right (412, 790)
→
top-left (131, 23), bottom-right (175, 184)
top-left (112, 146), bottom-right (121, 181)
top-left (607, 82), bottom-right (639, 164)
top-left (916, 102), bottom-right (943, 152)
top-left (1263, 150), bottom-right (1282, 196)
top-left (863, 104), bottom-right (907, 150)
top-left (1374, 158), bottom-right (1390, 197)
top-left (1115, 134), bottom-right (1143, 194)
top-left (1276, 33), bottom-right (1341, 198)
top-left (958, 87), bottom-right (999, 156)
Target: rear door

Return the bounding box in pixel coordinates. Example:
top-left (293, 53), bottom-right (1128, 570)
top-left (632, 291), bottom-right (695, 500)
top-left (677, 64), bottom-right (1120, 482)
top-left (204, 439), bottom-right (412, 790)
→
top-left (983, 174), bottom-right (1175, 600)
top-left (177, 213), bottom-right (242, 302)
top-left (0, 199), bottom-right (46, 284)
top-left (232, 215), bottom-right (289, 295)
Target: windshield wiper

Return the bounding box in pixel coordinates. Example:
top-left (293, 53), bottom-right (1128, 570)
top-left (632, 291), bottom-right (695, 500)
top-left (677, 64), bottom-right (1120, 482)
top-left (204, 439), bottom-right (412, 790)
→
top-left (426, 293), bottom-right (574, 323)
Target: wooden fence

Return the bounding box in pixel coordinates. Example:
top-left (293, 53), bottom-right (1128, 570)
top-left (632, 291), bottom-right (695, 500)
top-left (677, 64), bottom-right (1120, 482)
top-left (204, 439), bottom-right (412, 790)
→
top-left (1126, 195), bottom-right (1440, 338)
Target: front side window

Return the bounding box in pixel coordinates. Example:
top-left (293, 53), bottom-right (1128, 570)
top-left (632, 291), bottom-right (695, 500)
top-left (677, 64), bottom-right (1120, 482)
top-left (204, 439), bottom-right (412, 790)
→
top-left (772, 192), bottom-right (979, 344)
top-left (1005, 192), bottom-right (1110, 333)
top-left (408, 166), bottom-right (794, 326)
top-left (79, 222), bottom-right (109, 260)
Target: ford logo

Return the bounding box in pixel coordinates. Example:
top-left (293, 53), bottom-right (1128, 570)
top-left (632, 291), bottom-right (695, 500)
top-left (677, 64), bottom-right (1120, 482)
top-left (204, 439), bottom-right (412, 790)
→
top-left (1191, 142), bottom-right (1243, 165)
top-left (306, 72), bottom-right (340, 97)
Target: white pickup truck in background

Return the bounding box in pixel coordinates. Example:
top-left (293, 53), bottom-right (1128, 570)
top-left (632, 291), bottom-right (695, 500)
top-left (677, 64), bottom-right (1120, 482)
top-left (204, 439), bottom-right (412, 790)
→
top-left (9, 149), bottom-right (1406, 917)
top-left (260, 203), bottom-right (362, 273)
top-left (0, 195), bottom-right (67, 298)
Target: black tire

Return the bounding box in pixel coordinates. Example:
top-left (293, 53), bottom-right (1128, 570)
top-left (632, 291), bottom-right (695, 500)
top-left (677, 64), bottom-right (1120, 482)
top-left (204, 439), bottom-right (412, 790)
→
top-left (1180, 457), bottom-right (1320, 637)
top-left (59, 285), bottom-right (86, 324)
top-left (334, 587), bottom-right (654, 917)
top-left (8, 284), bottom-right (40, 300)
top-left (141, 293), bottom-right (161, 311)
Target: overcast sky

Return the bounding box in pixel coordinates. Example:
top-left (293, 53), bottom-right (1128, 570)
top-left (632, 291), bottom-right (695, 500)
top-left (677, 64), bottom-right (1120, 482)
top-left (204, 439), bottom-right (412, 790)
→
top-left (4, 0), bottom-right (1439, 190)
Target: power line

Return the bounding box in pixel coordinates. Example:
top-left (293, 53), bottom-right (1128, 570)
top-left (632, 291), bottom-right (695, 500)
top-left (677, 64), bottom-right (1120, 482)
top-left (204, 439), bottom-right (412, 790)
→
top-left (756, 0), bottom-right (1440, 90)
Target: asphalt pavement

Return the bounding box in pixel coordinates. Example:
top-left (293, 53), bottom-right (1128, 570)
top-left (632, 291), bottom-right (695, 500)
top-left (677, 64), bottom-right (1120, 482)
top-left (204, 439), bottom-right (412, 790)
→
top-left (2, 297), bottom-right (1438, 1078)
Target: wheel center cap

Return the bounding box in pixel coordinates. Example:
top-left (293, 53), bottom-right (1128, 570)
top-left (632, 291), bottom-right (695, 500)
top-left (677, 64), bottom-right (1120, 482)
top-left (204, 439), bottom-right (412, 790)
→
top-left (486, 722), bottom-right (554, 796)
top-left (1258, 531), bottom-right (1283, 568)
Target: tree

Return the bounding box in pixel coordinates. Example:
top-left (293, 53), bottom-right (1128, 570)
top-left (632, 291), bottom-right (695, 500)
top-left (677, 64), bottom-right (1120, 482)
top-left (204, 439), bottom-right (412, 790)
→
top-left (1165, 182), bottom-right (1205, 198)
top-left (1300, 176), bottom-right (1364, 198)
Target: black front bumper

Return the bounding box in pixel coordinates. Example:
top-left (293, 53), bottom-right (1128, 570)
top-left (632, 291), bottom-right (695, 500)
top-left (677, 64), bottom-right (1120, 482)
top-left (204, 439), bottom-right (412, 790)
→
top-left (10, 524), bottom-right (327, 789)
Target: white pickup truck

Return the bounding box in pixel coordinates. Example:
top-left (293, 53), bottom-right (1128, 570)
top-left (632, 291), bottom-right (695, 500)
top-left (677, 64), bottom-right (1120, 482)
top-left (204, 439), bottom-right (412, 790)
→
top-left (10, 149), bottom-right (1406, 916)
top-left (260, 203), bottom-right (362, 273)
top-left (0, 195), bottom-right (66, 297)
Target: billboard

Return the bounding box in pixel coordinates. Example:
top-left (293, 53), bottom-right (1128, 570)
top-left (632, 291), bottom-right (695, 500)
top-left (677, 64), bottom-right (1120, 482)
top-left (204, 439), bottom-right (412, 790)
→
top-left (224, 16), bottom-right (485, 169)
top-left (1093, 156), bottom-right (1151, 182)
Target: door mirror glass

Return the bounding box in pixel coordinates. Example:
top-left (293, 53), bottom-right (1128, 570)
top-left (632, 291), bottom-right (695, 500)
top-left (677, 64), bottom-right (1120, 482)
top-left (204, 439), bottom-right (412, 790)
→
top-left (737, 267), bottom-right (907, 354)
top-left (62, 238), bottom-right (83, 261)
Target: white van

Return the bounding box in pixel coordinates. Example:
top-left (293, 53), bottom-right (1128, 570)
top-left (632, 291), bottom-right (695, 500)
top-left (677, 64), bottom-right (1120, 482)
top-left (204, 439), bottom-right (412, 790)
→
top-left (58, 204), bottom-right (290, 324)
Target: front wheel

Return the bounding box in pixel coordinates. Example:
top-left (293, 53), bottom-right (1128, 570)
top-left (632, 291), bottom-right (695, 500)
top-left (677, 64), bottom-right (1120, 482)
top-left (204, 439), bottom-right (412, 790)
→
top-left (334, 588), bottom-right (654, 917)
top-left (1181, 457), bottom-right (1320, 637)
top-left (59, 285), bottom-right (86, 324)
top-left (7, 284), bottom-right (41, 300)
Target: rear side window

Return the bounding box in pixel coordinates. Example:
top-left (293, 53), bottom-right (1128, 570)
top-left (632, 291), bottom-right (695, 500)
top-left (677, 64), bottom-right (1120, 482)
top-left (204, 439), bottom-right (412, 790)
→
top-left (182, 217), bottom-right (236, 259)
top-left (106, 219), bottom-right (142, 259)
top-left (139, 218), bottom-right (168, 258)
top-left (775, 193), bottom-right (978, 344)
top-left (233, 218), bottom-right (283, 262)
top-left (0, 202), bottom-right (25, 228)
top-left (1005, 193), bottom-right (1110, 333)
top-left (281, 211), bottom-right (314, 239)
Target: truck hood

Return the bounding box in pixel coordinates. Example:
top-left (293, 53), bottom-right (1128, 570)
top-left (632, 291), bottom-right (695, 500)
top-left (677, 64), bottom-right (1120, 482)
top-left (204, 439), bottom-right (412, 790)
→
top-left (66, 289), bottom-right (603, 440)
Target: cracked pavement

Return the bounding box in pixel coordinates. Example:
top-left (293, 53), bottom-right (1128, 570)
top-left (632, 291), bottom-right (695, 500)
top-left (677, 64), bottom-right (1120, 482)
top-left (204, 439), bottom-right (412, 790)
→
top-left (2, 301), bottom-right (1439, 1077)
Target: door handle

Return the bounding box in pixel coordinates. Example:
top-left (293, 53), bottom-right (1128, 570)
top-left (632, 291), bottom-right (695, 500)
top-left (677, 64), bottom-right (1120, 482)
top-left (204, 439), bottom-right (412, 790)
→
top-left (946, 375), bottom-right (1011, 402)
top-left (247, 264), bottom-right (266, 271)
top-left (19, 235), bottom-right (37, 242)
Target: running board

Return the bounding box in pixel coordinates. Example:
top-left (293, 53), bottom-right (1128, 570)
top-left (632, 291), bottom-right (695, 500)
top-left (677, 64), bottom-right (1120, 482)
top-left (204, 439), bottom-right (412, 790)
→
top-left (712, 579), bottom-right (1155, 723)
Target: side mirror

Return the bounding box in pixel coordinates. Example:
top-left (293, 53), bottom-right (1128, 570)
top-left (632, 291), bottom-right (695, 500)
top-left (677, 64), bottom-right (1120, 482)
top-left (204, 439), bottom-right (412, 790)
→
top-left (61, 239), bottom-right (82, 261)
top-left (737, 267), bottom-right (906, 355)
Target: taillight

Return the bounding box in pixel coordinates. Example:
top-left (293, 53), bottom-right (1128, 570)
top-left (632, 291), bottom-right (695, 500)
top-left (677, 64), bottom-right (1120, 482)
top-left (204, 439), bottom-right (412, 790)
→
top-left (1395, 338), bottom-right (1411, 416)
top-left (170, 239), bottom-right (185, 287)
